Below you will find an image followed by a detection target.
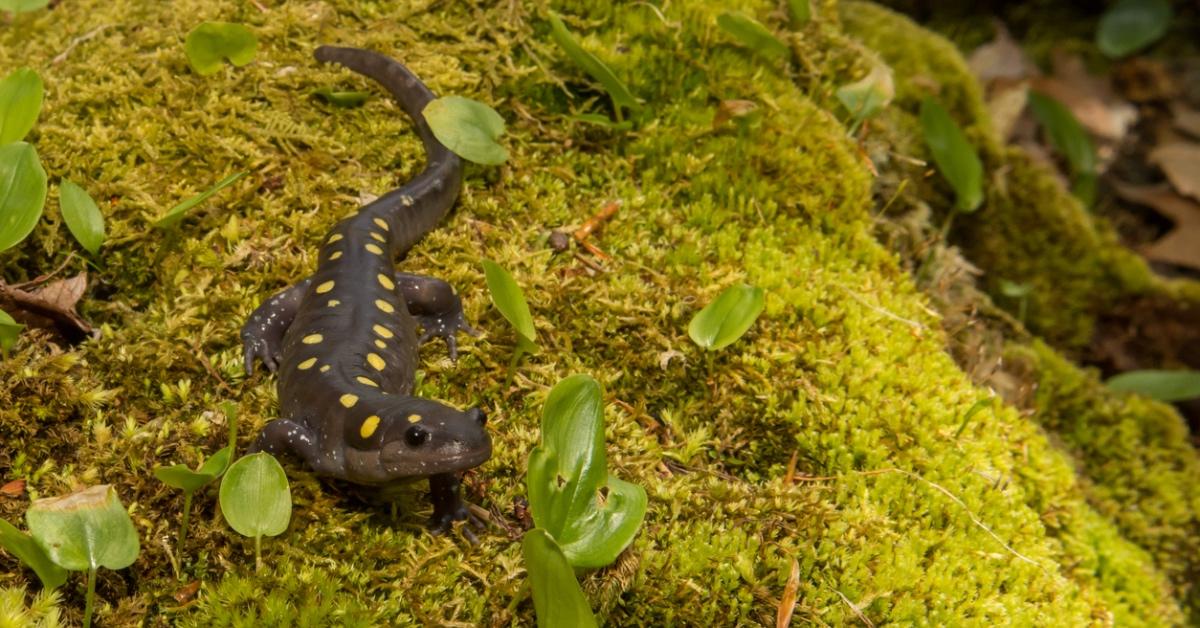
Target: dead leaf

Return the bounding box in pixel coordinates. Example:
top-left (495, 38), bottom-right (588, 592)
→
top-left (0, 272), bottom-right (95, 344)
top-left (35, 274), bottom-right (87, 312)
top-left (714, 99), bottom-right (758, 128)
top-left (1031, 50), bottom-right (1137, 143)
top-left (173, 580), bottom-right (201, 604)
top-left (1113, 182), bottom-right (1200, 269)
top-left (987, 79), bottom-right (1030, 141)
top-left (0, 479), bottom-right (25, 497)
top-left (1172, 103), bottom-right (1200, 139)
top-left (776, 558), bottom-right (801, 628)
top-left (967, 21), bottom-right (1033, 84)
top-left (1149, 143), bottom-right (1200, 202)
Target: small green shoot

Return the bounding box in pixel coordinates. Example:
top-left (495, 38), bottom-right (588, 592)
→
top-left (1097, 0), bottom-right (1171, 59)
top-left (0, 518), bottom-right (68, 589)
top-left (717, 12), bottom-right (790, 60)
top-left (26, 485), bottom-right (139, 628)
top-left (787, 0), bottom-right (812, 26)
top-left (1106, 370), bottom-right (1200, 402)
top-left (688, 284), bottom-right (765, 351)
top-left (154, 446), bottom-right (233, 569)
top-left (0, 142), bottom-right (48, 252)
top-left (219, 400), bottom-right (240, 453)
top-left (155, 171), bottom-right (247, 228)
top-left (527, 374), bottom-right (647, 567)
top-left (482, 259), bottom-right (537, 382)
top-left (313, 88), bottom-right (370, 108)
top-left (184, 22), bottom-right (258, 76)
top-left (219, 452), bottom-right (291, 572)
top-left (0, 0), bottom-right (48, 14)
top-left (998, 279), bottom-right (1032, 324)
top-left (522, 528), bottom-right (598, 628)
top-left (547, 11), bottom-right (640, 124)
top-left (1028, 91), bottom-right (1096, 206)
top-left (571, 113), bottom-right (633, 131)
top-left (836, 64), bottom-right (894, 135)
top-left (919, 98), bottom-right (984, 212)
top-left (0, 308), bottom-right (23, 355)
top-left (954, 397), bottom-right (994, 439)
top-left (59, 180), bottom-right (105, 255)
top-left (0, 67), bottom-right (43, 144)
top-left (423, 96), bottom-right (508, 165)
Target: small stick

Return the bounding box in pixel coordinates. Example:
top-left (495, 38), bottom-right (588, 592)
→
top-left (573, 200), bottom-right (620, 243)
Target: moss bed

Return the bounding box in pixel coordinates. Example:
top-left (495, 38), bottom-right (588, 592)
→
top-left (2, 0), bottom-right (1199, 625)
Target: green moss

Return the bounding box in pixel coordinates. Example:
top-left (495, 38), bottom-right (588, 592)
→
top-left (0, 0), bottom-right (1196, 625)
top-left (0, 586), bottom-right (62, 627)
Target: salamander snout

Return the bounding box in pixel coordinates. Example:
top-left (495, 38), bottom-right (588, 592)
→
top-left (466, 407), bottom-right (487, 427)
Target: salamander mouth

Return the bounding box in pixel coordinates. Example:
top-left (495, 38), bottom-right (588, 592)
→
top-left (380, 441), bottom-right (492, 478)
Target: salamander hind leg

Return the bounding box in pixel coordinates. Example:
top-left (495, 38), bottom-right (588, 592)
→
top-left (241, 278), bottom-right (312, 375)
top-left (396, 272), bottom-right (479, 362)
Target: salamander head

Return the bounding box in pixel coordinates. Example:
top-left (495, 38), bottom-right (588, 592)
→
top-left (378, 399), bottom-right (491, 478)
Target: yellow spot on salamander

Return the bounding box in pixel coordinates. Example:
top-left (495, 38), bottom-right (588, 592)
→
top-left (370, 231), bottom-right (386, 243)
top-left (378, 273), bottom-right (395, 290)
top-left (374, 339), bottom-right (387, 349)
top-left (327, 233), bottom-right (343, 243)
top-left (375, 299), bottom-right (395, 313)
top-left (365, 243), bottom-right (383, 255)
top-left (328, 251), bottom-right (342, 260)
top-left (315, 280), bottom-right (335, 294)
top-left (356, 376), bottom-right (379, 387)
top-left (360, 415), bottom-right (381, 438)
top-left (367, 353), bottom-right (386, 370)
top-left (328, 299), bottom-right (340, 307)
top-left (373, 218), bottom-right (389, 231)
top-left (373, 324), bottom-right (394, 339)
top-left (302, 334), bottom-right (323, 344)
top-left (297, 357), bottom-right (317, 370)
top-left (339, 394), bottom-right (358, 408)
top-left (407, 414), bottom-right (422, 423)
top-left (320, 365), bottom-right (331, 373)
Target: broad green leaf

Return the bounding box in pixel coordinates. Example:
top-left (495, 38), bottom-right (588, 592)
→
top-left (313, 88), bottom-right (370, 108)
top-left (787, 0), bottom-right (812, 26)
top-left (198, 445), bottom-right (234, 477)
top-left (423, 96), bottom-right (508, 165)
top-left (527, 375), bottom-right (647, 568)
top-left (0, 308), bottom-right (22, 354)
top-left (547, 12), bottom-right (640, 114)
top-left (26, 485), bottom-right (140, 572)
top-left (0, 518), bottom-right (68, 589)
top-left (919, 98), bottom-right (984, 212)
top-left (155, 445), bottom-right (232, 494)
top-left (0, 67), bottom-right (42, 144)
top-left (59, 179), bottom-right (105, 254)
top-left (482, 259), bottom-right (536, 345)
top-left (1028, 91), bottom-right (1096, 178)
top-left (522, 529), bottom-right (598, 628)
top-left (688, 284), bottom-right (766, 351)
top-left (1097, 0), bottom-right (1171, 58)
top-left (717, 12), bottom-right (790, 59)
top-left (836, 64), bottom-right (894, 122)
top-left (155, 171), bottom-right (246, 228)
top-left (184, 22), bottom-right (258, 76)
top-left (219, 452), bottom-right (291, 538)
top-left (0, 0), bottom-right (49, 13)
top-left (1106, 370), bottom-right (1200, 402)
top-left (0, 142), bottom-right (47, 252)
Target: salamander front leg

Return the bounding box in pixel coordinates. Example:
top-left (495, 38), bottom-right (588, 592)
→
top-left (396, 272), bottom-right (479, 361)
top-left (241, 278), bottom-right (312, 374)
top-left (248, 418), bottom-right (339, 475)
top-left (427, 473), bottom-right (482, 536)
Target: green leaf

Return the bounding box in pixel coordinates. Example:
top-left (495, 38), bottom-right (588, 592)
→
top-left (423, 96), bottom-right (508, 166)
top-left (313, 88), bottom-right (370, 108)
top-left (1106, 370), bottom-right (1200, 402)
top-left (59, 179), bottom-right (105, 255)
top-left (919, 98), bottom-right (984, 212)
top-left (1096, 0), bottom-right (1171, 58)
top-left (522, 529), bottom-right (598, 628)
top-left (482, 259), bottom-right (536, 345)
top-left (527, 375), bottom-right (647, 568)
top-left (0, 142), bottom-right (47, 252)
top-left (0, 67), bottom-right (42, 144)
top-left (155, 171), bottom-right (246, 228)
top-left (0, 0), bottom-right (48, 13)
top-left (219, 452), bottom-right (291, 539)
top-left (0, 518), bottom-right (68, 589)
top-left (155, 445), bottom-right (233, 494)
top-left (570, 113), bottom-right (633, 131)
top-left (184, 22), bottom-right (258, 76)
top-left (1028, 91), bottom-right (1096, 178)
top-left (199, 445), bottom-right (234, 477)
top-left (836, 64), bottom-right (894, 123)
top-left (787, 0), bottom-right (812, 26)
top-left (26, 485), bottom-right (140, 572)
top-left (0, 308), bottom-right (23, 354)
top-left (547, 12), bottom-right (640, 114)
top-left (717, 12), bottom-right (790, 60)
top-left (688, 284), bottom-right (766, 351)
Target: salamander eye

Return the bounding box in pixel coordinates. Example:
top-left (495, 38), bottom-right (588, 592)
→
top-left (405, 425), bottom-right (429, 447)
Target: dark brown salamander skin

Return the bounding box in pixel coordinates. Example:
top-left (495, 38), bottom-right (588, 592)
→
top-left (241, 46), bottom-right (491, 533)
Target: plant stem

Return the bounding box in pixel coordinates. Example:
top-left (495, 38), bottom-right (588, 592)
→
top-left (255, 535), bottom-right (262, 572)
top-left (504, 345), bottom-right (524, 390)
top-left (83, 567), bottom-right (97, 628)
top-left (176, 490), bottom-right (193, 575)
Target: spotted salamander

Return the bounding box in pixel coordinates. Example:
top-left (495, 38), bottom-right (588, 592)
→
top-left (241, 46), bottom-right (491, 533)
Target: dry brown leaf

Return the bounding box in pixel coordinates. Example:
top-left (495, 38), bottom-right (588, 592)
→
top-left (714, 99), bottom-right (758, 128)
top-left (1150, 143), bottom-right (1200, 202)
top-left (0, 272), bottom-right (95, 343)
top-left (0, 479), bottom-right (25, 497)
top-left (34, 274), bottom-right (87, 312)
top-left (987, 79), bottom-right (1030, 142)
top-left (967, 21), bottom-right (1033, 84)
top-left (1113, 182), bottom-right (1200, 269)
top-left (776, 558), bottom-right (801, 628)
top-left (1031, 50), bottom-right (1136, 143)
top-left (1172, 103), bottom-right (1200, 139)
top-left (173, 580), bottom-right (201, 604)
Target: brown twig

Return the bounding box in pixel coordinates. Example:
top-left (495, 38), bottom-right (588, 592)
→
top-left (572, 200), bottom-right (620, 261)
